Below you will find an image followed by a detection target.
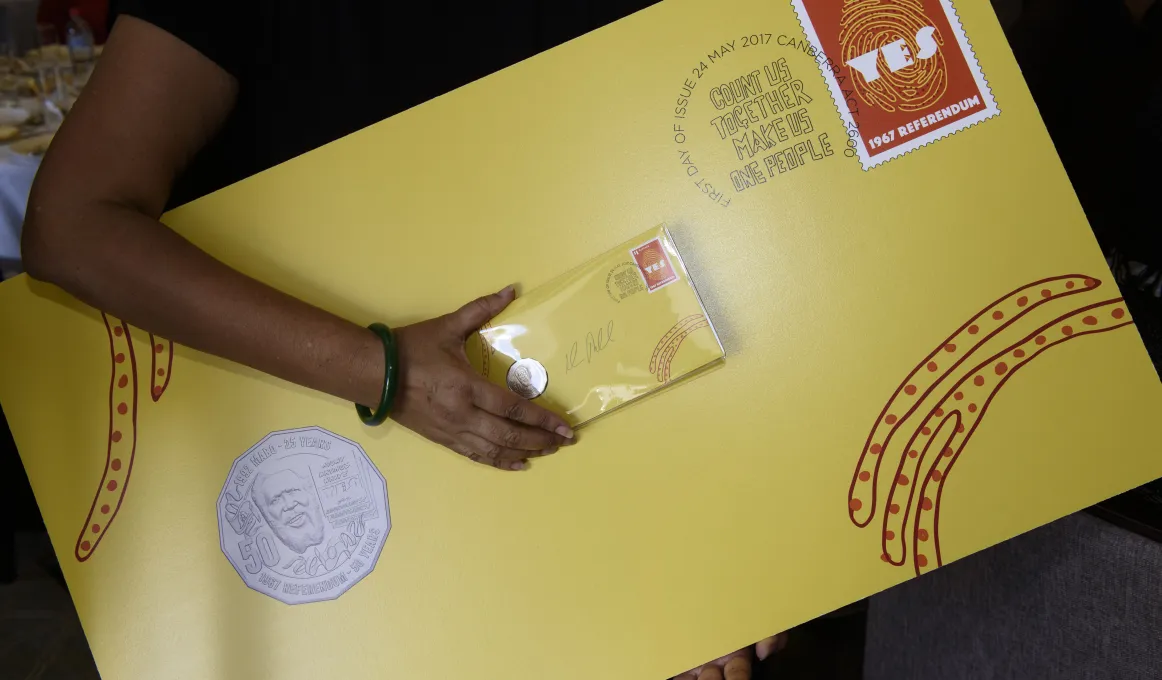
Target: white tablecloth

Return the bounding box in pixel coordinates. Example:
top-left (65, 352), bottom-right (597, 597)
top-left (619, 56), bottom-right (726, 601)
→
top-left (0, 151), bottom-right (40, 279)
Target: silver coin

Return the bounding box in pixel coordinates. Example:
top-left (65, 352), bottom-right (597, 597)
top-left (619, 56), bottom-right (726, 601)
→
top-left (506, 358), bottom-right (548, 399)
top-left (216, 426), bottom-right (391, 605)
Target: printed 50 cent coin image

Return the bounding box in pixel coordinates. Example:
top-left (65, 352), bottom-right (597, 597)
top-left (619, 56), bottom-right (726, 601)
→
top-left (217, 426), bottom-right (391, 605)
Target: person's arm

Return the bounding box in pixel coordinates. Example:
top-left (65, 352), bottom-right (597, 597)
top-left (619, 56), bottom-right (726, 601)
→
top-left (22, 16), bottom-right (572, 470)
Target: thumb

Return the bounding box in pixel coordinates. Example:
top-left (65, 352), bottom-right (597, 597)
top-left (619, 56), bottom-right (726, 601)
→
top-left (447, 285), bottom-right (516, 336)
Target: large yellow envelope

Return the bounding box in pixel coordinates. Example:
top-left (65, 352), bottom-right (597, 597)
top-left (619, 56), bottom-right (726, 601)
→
top-left (2, 0), bottom-right (1161, 678)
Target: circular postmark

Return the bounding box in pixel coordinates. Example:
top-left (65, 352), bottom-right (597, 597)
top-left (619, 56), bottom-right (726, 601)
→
top-left (605, 261), bottom-right (647, 303)
top-left (217, 426), bottom-right (390, 605)
top-left (506, 358), bottom-right (548, 399)
top-left (669, 34), bottom-right (844, 205)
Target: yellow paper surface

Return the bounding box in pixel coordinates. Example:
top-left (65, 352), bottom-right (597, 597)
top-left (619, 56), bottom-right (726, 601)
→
top-left (468, 225), bottom-right (724, 426)
top-left (2, 0), bottom-right (1161, 678)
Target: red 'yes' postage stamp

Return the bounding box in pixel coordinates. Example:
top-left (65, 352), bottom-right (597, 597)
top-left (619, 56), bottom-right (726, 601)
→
top-left (790, 0), bottom-right (999, 169)
top-left (631, 238), bottom-right (679, 293)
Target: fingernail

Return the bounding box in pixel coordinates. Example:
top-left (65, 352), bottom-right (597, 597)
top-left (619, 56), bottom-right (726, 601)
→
top-left (499, 285), bottom-right (515, 296)
top-left (756, 642), bottom-right (772, 661)
top-left (510, 461), bottom-right (526, 471)
top-left (555, 425), bottom-right (574, 439)
top-left (756, 634), bottom-right (787, 661)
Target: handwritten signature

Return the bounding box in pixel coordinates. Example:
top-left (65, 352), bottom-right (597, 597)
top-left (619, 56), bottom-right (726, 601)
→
top-left (566, 321), bottom-right (615, 372)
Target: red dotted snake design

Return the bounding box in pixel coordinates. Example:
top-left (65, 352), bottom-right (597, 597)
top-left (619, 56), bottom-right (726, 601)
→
top-left (74, 313), bottom-right (173, 562)
top-left (649, 314), bottom-right (710, 382)
top-left (848, 275), bottom-right (1134, 575)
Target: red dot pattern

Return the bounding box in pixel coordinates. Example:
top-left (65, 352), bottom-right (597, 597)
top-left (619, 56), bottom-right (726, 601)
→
top-left (853, 280), bottom-right (1114, 572)
top-left (849, 499), bottom-right (862, 511)
top-left (878, 293), bottom-right (1129, 534)
top-left (85, 317), bottom-right (143, 561)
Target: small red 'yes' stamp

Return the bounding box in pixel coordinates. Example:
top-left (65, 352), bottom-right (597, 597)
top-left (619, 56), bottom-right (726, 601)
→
top-left (631, 238), bottom-right (679, 293)
top-left (790, 0), bottom-right (999, 168)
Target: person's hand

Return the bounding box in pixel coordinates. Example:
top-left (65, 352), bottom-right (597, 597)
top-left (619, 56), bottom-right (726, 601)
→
top-left (672, 635), bottom-right (787, 680)
top-left (390, 285), bottom-right (574, 470)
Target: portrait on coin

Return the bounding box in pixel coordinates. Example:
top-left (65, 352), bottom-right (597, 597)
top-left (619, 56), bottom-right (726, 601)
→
top-left (250, 465), bottom-right (326, 554)
top-left (511, 364), bottom-right (533, 393)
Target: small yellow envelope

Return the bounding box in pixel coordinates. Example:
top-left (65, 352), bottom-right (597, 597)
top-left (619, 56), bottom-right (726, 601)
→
top-left (468, 225), bottom-right (724, 427)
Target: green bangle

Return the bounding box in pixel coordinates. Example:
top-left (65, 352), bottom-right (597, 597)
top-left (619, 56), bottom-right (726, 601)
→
top-left (356, 323), bottom-right (399, 426)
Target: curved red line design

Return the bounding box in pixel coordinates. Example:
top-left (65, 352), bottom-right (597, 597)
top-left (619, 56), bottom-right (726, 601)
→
top-left (911, 303), bottom-right (1132, 575)
top-left (76, 317), bottom-right (176, 562)
top-left (149, 333), bottom-right (173, 402)
top-left (851, 276), bottom-right (1134, 576)
top-left (849, 275), bottom-right (1100, 527)
top-left (649, 315), bottom-right (705, 375)
top-left (657, 318), bottom-right (709, 382)
top-left (75, 314), bottom-right (139, 562)
top-left (881, 410), bottom-right (960, 565)
top-left (475, 322), bottom-right (492, 378)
